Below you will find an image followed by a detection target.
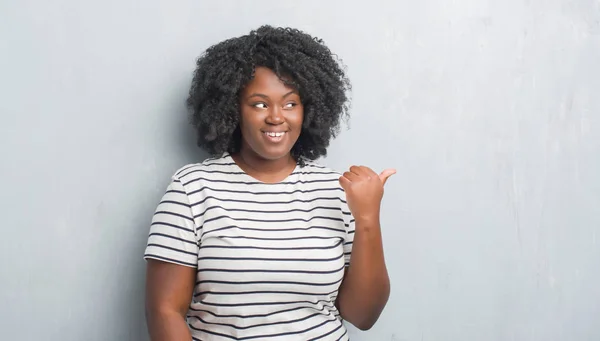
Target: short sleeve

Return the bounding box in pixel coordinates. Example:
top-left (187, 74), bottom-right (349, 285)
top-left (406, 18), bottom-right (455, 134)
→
top-left (144, 177), bottom-right (199, 268)
top-left (342, 202), bottom-right (355, 267)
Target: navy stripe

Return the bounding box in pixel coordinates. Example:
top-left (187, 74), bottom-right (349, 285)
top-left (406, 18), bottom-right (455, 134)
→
top-left (180, 167), bottom-right (340, 179)
top-left (195, 204), bottom-right (344, 219)
top-left (150, 221), bottom-right (194, 233)
top-left (195, 289), bottom-right (337, 298)
top-left (203, 224), bottom-right (345, 236)
top-left (146, 243), bottom-right (197, 256)
top-left (203, 214), bottom-right (344, 225)
top-left (197, 253), bottom-right (344, 262)
top-left (148, 232), bottom-right (198, 245)
top-left (198, 161), bottom-right (237, 167)
top-left (195, 297), bottom-right (336, 308)
top-left (175, 163), bottom-right (204, 177)
top-left (196, 278), bottom-right (342, 287)
top-left (181, 175), bottom-right (340, 188)
top-left (198, 241), bottom-right (342, 251)
top-left (153, 211), bottom-right (195, 222)
top-left (189, 311), bottom-right (331, 331)
top-left (211, 235), bottom-right (343, 241)
top-left (144, 254), bottom-right (196, 267)
top-left (309, 322), bottom-right (345, 341)
top-left (190, 195), bottom-right (347, 209)
top-left (158, 199), bottom-right (192, 208)
top-left (196, 264), bottom-right (345, 275)
top-left (189, 185), bottom-right (343, 196)
top-left (165, 189), bottom-right (186, 195)
top-left (188, 158), bottom-right (330, 170)
top-left (336, 327), bottom-right (349, 341)
top-left (188, 301), bottom-right (336, 319)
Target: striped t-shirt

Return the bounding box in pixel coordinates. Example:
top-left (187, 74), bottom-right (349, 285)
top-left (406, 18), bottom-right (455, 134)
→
top-left (144, 153), bottom-right (356, 340)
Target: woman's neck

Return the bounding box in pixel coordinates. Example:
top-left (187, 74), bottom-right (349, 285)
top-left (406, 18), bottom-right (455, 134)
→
top-left (233, 147), bottom-right (297, 183)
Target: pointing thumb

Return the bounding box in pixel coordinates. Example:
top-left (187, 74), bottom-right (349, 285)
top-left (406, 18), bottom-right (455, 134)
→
top-left (379, 169), bottom-right (396, 186)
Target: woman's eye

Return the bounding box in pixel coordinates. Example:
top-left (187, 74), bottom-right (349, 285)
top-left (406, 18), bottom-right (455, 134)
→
top-left (253, 103), bottom-right (267, 109)
top-left (284, 103), bottom-right (296, 108)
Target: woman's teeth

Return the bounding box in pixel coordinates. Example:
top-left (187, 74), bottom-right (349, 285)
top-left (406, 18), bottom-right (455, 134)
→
top-left (264, 132), bottom-right (285, 137)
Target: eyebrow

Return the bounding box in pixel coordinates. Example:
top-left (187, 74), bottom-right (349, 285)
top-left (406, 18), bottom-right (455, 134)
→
top-left (247, 90), bottom-right (298, 100)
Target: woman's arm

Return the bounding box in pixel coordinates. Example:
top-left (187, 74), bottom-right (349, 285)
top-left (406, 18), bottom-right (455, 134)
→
top-left (336, 217), bottom-right (389, 330)
top-left (336, 166), bottom-right (395, 330)
top-left (145, 260), bottom-right (196, 341)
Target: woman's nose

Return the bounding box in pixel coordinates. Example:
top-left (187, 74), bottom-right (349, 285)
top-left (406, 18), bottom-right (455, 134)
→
top-left (266, 106), bottom-right (284, 124)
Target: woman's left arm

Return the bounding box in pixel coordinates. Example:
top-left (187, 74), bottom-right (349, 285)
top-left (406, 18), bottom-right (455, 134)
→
top-left (336, 165), bottom-right (396, 330)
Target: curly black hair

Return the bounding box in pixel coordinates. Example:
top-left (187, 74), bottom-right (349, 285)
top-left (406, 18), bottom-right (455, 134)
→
top-left (186, 25), bottom-right (351, 164)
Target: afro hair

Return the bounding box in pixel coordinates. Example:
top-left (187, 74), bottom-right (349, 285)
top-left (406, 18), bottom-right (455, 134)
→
top-left (186, 25), bottom-right (352, 164)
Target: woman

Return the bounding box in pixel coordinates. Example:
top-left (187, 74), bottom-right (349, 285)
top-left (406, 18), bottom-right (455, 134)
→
top-left (144, 25), bottom-right (395, 340)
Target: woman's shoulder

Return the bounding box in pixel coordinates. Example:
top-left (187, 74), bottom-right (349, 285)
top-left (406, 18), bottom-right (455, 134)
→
top-left (299, 160), bottom-right (348, 210)
top-left (298, 159), bottom-right (345, 193)
top-left (299, 158), bottom-right (343, 177)
top-left (171, 153), bottom-right (237, 183)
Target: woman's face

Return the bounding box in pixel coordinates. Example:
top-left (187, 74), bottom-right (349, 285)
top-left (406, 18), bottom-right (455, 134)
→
top-left (238, 67), bottom-right (304, 161)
